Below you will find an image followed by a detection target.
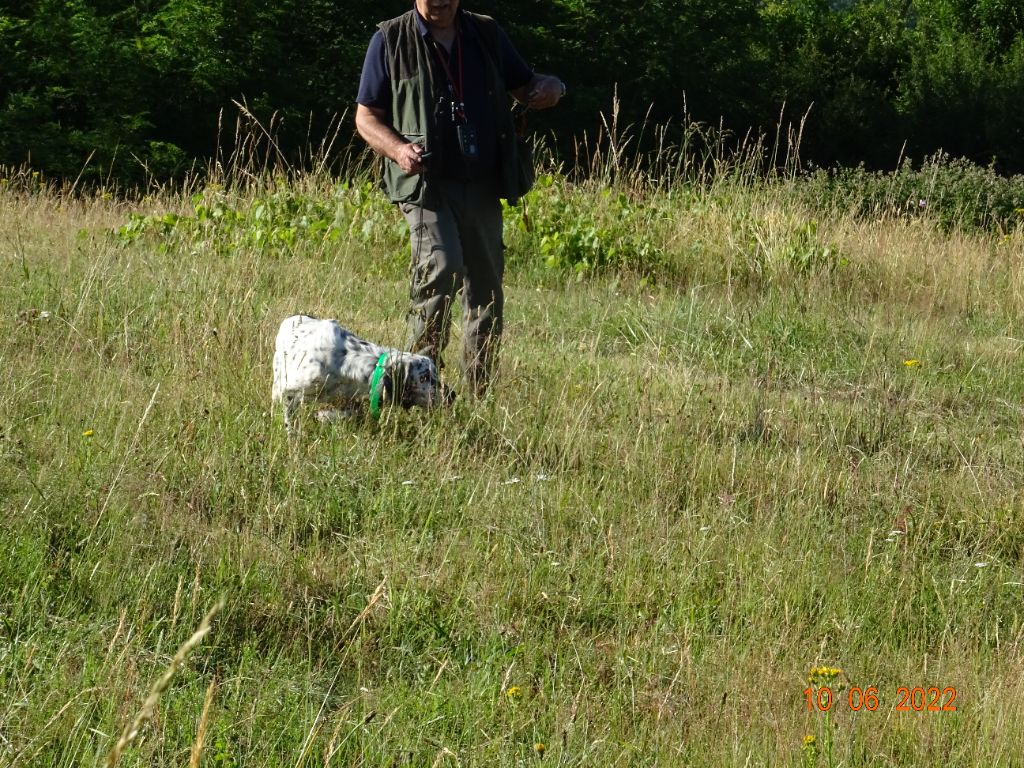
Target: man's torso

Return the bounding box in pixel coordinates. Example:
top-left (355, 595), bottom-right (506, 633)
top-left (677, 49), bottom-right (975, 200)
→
top-left (357, 9), bottom-right (532, 183)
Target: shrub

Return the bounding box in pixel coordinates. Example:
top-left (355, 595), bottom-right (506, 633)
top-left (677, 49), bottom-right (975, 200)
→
top-left (800, 152), bottom-right (1024, 233)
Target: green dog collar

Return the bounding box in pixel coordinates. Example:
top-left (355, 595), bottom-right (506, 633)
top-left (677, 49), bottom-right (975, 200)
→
top-left (369, 353), bottom-right (389, 420)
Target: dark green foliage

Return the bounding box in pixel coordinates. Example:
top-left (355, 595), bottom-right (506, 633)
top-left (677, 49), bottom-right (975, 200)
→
top-left (0, 0), bottom-right (389, 183)
top-left (761, 0), bottom-right (911, 169)
top-left (1, 0), bottom-right (156, 179)
top-left (896, 3), bottom-right (1024, 171)
top-left (525, 0), bottom-right (767, 141)
top-left (2, 0), bottom-right (1024, 183)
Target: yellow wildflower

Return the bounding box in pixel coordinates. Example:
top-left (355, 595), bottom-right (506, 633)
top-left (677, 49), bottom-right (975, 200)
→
top-left (82, 429), bottom-right (94, 437)
top-left (807, 666), bottom-right (843, 685)
top-left (903, 359), bottom-right (920, 367)
top-left (534, 742), bottom-right (546, 756)
top-left (505, 686), bottom-right (522, 700)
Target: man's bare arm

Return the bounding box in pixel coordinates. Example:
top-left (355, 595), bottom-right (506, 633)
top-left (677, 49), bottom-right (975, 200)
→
top-left (355, 104), bottom-right (427, 175)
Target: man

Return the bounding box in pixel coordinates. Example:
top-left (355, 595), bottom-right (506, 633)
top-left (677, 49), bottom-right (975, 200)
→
top-left (355, 0), bottom-right (565, 396)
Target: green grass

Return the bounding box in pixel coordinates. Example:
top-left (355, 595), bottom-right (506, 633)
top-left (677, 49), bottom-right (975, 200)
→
top-left (2, 155), bottom-right (1024, 767)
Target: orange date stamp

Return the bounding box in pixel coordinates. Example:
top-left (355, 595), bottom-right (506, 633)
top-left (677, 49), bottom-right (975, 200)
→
top-left (804, 685), bottom-right (958, 713)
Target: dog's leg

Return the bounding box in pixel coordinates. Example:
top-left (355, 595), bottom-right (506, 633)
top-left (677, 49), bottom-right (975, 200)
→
top-left (283, 395), bottom-right (300, 436)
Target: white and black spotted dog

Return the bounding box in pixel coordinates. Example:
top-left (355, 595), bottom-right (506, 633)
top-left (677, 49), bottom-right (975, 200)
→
top-left (272, 314), bottom-right (445, 432)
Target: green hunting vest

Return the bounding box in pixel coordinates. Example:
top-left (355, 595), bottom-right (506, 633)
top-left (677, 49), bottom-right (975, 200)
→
top-left (378, 10), bottom-right (531, 205)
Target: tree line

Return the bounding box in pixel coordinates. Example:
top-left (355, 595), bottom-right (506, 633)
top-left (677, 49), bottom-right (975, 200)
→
top-left (1, 0), bottom-right (1022, 185)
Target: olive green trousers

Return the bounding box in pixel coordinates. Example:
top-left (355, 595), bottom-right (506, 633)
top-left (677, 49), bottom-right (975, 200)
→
top-left (400, 177), bottom-right (504, 395)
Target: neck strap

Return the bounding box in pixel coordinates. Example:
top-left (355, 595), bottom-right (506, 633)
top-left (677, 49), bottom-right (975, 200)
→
top-left (369, 353), bottom-right (389, 419)
top-left (430, 25), bottom-right (464, 109)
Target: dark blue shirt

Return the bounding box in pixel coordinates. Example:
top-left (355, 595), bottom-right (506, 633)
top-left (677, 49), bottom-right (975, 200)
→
top-left (357, 8), bottom-right (534, 181)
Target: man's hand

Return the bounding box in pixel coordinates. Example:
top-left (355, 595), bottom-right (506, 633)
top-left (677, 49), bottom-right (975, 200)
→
top-left (395, 142), bottom-right (429, 175)
top-left (514, 74), bottom-right (565, 110)
top-left (355, 104), bottom-right (429, 175)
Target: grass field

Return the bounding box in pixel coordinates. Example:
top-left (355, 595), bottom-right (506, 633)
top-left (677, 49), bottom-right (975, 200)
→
top-left (2, 148), bottom-right (1024, 767)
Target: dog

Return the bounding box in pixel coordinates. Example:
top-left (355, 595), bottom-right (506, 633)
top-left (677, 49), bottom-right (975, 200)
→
top-left (272, 315), bottom-right (444, 432)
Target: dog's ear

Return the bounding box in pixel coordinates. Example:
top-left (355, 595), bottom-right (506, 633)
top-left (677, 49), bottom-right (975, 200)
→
top-left (379, 371), bottom-right (394, 404)
top-left (381, 370), bottom-right (415, 409)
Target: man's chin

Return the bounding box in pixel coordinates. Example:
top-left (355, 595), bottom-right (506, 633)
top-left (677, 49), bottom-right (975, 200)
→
top-left (424, 4), bottom-right (457, 25)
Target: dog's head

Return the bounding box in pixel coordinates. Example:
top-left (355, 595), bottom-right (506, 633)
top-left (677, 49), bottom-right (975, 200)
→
top-left (382, 354), bottom-right (451, 409)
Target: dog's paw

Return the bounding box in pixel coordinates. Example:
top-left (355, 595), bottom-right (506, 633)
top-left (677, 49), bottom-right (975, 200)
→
top-left (315, 408), bottom-right (357, 423)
